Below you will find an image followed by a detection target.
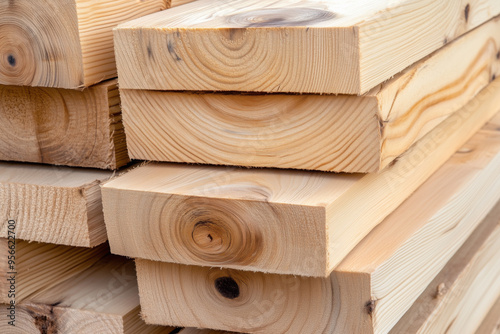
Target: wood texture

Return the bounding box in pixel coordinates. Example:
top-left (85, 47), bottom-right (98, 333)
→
top-left (0, 80), bottom-right (128, 169)
top-left (0, 254), bottom-right (175, 333)
top-left (475, 296), bottom-right (500, 334)
top-left (103, 79), bottom-right (500, 277)
top-left (0, 162), bottom-right (115, 247)
top-left (0, 0), bottom-right (168, 89)
top-left (134, 113), bottom-right (500, 333)
top-left (120, 16), bottom-right (500, 172)
top-left (114, 0), bottom-right (500, 94)
top-left (170, 0), bottom-right (197, 7)
top-left (0, 239), bottom-right (108, 304)
top-left (391, 202), bottom-right (500, 334)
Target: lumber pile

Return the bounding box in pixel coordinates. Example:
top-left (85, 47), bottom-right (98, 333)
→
top-left (3, 0), bottom-right (500, 333)
top-left (1, 2), bottom-right (210, 333)
top-left (102, 1), bottom-right (500, 333)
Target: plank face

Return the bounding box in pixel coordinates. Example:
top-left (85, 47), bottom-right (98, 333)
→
top-left (0, 253), bottom-right (175, 334)
top-left (121, 16), bottom-right (500, 172)
top-left (133, 110), bottom-right (500, 333)
top-left (0, 239), bottom-right (108, 304)
top-left (391, 203), bottom-right (500, 334)
top-left (103, 80), bottom-right (500, 277)
top-left (0, 0), bottom-right (168, 88)
top-left (0, 0), bottom-right (82, 87)
top-left (114, 0), bottom-right (500, 93)
top-left (0, 80), bottom-right (129, 169)
top-left (0, 162), bottom-right (114, 246)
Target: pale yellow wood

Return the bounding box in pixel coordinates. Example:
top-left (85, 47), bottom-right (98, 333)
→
top-left (114, 0), bottom-right (500, 94)
top-left (0, 254), bottom-right (174, 333)
top-left (0, 162), bottom-right (115, 247)
top-left (0, 80), bottom-right (128, 169)
top-left (134, 111), bottom-right (500, 333)
top-left (396, 212), bottom-right (500, 334)
top-left (0, 239), bottom-right (108, 304)
top-left (475, 296), bottom-right (500, 334)
top-left (121, 16), bottom-right (500, 172)
top-left (170, 0), bottom-right (197, 7)
top-left (0, 0), bottom-right (168, 89)
top-left (391, 202), bottom-right (500, 333)
top-left (103, 80), bottom-right (500, 277)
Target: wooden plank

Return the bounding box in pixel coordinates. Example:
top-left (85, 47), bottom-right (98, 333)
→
top-left (114, 0), bottom-right (500, 94)
top-left (0, 0), bottom-right (168, 89)
top-left (0, 254), bottom-right (175, 333)
top-left (171, 0), bottom-right (197, 7)
top-left (391, 203), bottom-right (500, 333)
top-left (134, 115), bottom-right (500, 333)
top-left (0, 163), bottom-right (116, 247)
top-left (0, 80), bottom-right (129, 169)
top-left (120, 16), bottom-right (500, 172)
top-left (103, 79), bottom-right (500, 277)
top-left (475, 296), bottom-right (500, 334)
top-left (0, 239), bottom-right (108, 304)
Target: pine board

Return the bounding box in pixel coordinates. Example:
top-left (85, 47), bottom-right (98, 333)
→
top-left (120, 16), bottom-right (500, 172)
top-left (391, 202), bottom-right (500, 334)
top-left (0, 254), bottom-right (175, 333)
top-left (475, 296), bottom-right (500, 334)
top-left (0, 0), bottom-right (168, 88)
top-left (0, 162), bottom-right (115, 247)
top-left (103, 79), bottom-right (500, 277)
top-left (114, 0), bottom-right (500, 94)
top-left (134, 112), bottom-right (500, 333)
top-left (0, 239), bottom-right (108, 304)
top-left (0, 80), bottom-right (128, 169)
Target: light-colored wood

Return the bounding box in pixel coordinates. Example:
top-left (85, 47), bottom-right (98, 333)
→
top-left (171, 0), bottom-right (197, 7)
top-left (0, 0), bottom-right (168, 89)
top-left (114, 0), bottom-right (500, 94)
top-left (475, 296), bottom-right (500, 334)
top-left (0, 80), bottom-right (128, 169)
top-left (392, 205), bottom-right (500, 334)
top-left (0, 254), bottom-right (174, 333)
top-left (0, 162), bottom-right (115, 247)
top-left (391, 202), bottom-right (500, 333)
top-left (121, 16), bottom-right (500, 172)
top-left (134, 112), bottom-right (500, 333)
top-left (0, 239), bottom-right (108, 304)
top-left (103, 80), bottom-right (500, 277)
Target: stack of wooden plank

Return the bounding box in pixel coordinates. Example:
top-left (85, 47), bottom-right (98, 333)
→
top-left (100, 0), bottom-right (500, 333)
top-left (0, 1), bottom-right (202, 333)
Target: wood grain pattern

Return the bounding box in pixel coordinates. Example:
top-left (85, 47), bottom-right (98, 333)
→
top-left (134, 114), bottom-right (500, 333)
top-left (170, 0), bottom-right (197, 7)
top-left (0, 254), bottom-right (175, 333)
top-left (390, 203), bottom-right (500, 334)
top-left (0, 239), bottom-right (108, 304)
top-left (391, 202), bottom-right (500, 334)
top-left (121, 16), bottom-right (500, 172)
top-left (475, 296), bottom-right (500, 334)
top-left (0, 80), bottom-right (128, 169)
top-left (0, 162), bottom-right (115, 247)
top-left (114, 0), bottom-right (500, 94)
top-left (103, 79), bottom-right (500, 277)
top-left (0, 0), bottom-right (168, 89)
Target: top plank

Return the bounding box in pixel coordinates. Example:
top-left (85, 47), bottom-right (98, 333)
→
top-left (114, 0), bottom-right (500, 94)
